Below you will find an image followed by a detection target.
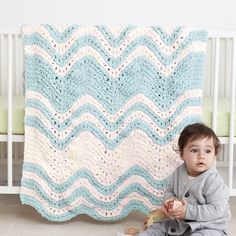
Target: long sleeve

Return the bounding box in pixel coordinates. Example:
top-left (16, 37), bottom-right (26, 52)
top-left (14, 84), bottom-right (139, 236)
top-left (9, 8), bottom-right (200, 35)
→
top-left (185, 173), bottom-right (229, 221)
top-left (163, 172), bottom-right (176, 201)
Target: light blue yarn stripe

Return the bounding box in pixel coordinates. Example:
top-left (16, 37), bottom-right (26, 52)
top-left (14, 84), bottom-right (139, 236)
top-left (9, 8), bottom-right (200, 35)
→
top-left (24, 30), bottom-right (207, 66)
top-left (25, 98), bottom-right (201, 132)
top-left (24, 52), bottom-right (205, 82)
top-left (24, 50), bottom-right (206, 80)
top-left (42, 25), bottom-right (181, 45)
top-left (151, 27), bottom-right (207, 45)
top-left (20, 194), bottom-right (151, 222)
top-left (41, 25), bottom-right (133, 44)
top-left (22, 163), bottom-right (167, 193)
top-left (25, 25), bottom-right (207, 48)
top-left (31, 25), bottom-right (81, 42)
top-left (21, 180), bottom-right (161, 209)
top-left (25, 116), bottom-right (200, 149)
top-left (95, 25), bottom-right (136, 46)
top-left (24, 55), bottom-right (205, 113)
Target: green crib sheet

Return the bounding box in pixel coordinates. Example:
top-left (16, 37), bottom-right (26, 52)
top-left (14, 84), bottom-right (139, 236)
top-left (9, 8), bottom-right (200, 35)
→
top-left (0, 96), bottom-right (25, 134)
top-left (201, 96), bottom-right (236, 137)
top-left (0, 95), bottom-right (235, 136)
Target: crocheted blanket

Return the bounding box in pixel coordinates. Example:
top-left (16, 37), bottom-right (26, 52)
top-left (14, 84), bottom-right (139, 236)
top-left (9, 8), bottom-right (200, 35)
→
top-left (20, 25), bottom-right (208, 222)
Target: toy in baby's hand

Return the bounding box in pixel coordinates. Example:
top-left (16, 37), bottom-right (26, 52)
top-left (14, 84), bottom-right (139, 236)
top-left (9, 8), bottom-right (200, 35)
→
top-left (144, 200), bottom-right (183, 229)
top-left (144, 209), bottom-right (167, 229)
top-left (124, 200), bottom-right (183, 235)
top-left (165, 199), bottom-right (183, 212)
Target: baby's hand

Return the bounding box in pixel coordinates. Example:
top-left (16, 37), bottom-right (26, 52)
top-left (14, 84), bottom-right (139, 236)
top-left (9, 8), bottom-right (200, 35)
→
top-left (163, 198), bottom-right (176, 211)
top-left (163, 198), bottom-right (177, 218)
top-left (167, 199), bottom-right (187, 220)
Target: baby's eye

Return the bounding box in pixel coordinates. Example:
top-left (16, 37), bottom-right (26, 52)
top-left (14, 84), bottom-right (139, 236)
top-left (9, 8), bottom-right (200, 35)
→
top-left (191, 149), bottom-right (198, 153)
top-left (206, 149), bottom-right (212, 154)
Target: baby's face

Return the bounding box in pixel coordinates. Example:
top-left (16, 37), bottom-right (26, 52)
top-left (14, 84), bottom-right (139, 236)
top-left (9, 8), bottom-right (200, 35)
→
top-left (180, 137), bottom-right (216, 177)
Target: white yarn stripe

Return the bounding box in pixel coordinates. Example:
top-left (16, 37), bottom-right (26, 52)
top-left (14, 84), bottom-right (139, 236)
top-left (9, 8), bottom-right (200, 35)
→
top-left (24, 128), bottom-right (181, 184)
top-left (26, 106), bottom-right (201, 140)
top-left (106, 26), bottom-right (127, 38)
top-left (21, 187), bottom-right (156, 217)
top-left (23, 26), bottom-right (194, 56)
top-left (26, 90), bottom-right (202, 122)
top-left (164, 27), bottom-right (179, 36)
top-left (53, 26), bottom-right (69, 33)
top-left (23, 172), bottom-right (164, 201)
top-left (25, 43), bottom-right (206, 78)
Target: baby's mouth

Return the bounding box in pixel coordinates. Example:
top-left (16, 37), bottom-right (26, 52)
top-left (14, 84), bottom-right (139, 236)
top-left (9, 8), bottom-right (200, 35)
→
top-left (197, 162), bottom-right (205, 166)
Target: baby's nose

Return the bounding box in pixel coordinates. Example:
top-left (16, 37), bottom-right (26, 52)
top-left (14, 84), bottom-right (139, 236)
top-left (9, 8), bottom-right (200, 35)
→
top-left (198, 151), bottom-right (205, 158)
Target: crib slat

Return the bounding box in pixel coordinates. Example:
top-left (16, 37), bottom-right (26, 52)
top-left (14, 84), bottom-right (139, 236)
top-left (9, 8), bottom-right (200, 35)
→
top-left (7, 34), bottom-right (13, 187)
top-left (14, 34), bottom-right (19, 95)
top-left (0, 34), bottom-right (3, 95)
top-left (228, 38), bottom-right (236, 190)
top-left (225, 39), bottom-right (231, 97)
top-left (212, 38), bottom-right (220, 133)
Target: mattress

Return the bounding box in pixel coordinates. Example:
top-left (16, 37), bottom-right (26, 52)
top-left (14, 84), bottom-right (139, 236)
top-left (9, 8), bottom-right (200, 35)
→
top-left (0, 96), bottom-right (25, 134)
top-left (201, 96), bottom-right (236, 137)
top-left (0, 95), bottom-right (235, 136)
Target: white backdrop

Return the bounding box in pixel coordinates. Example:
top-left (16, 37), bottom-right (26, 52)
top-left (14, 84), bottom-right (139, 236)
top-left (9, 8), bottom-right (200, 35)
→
top-left (1, 0), bottom-right (236, 30)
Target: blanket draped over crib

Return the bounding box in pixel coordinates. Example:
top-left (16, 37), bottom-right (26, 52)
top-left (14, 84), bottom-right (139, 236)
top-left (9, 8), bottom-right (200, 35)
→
top-left (20, 25), bottom-right (208, 222)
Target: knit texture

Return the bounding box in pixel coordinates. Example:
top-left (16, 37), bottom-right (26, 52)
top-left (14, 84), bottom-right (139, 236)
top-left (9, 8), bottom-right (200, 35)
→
top-left (20, 25), bottom-right (208, 222)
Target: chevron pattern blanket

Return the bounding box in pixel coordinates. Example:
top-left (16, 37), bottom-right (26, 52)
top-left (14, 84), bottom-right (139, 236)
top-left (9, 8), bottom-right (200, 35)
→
top-left (20, 25), bottom-right (208, 221)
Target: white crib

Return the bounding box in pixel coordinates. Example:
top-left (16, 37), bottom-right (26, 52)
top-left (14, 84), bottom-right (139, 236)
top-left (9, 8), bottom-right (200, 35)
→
top-left (0, 29), bottom-right (235, 195)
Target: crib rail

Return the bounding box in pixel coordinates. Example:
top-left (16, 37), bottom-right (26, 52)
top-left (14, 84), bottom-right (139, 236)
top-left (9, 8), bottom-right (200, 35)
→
top-left (0, 29), bottom-right (235, 195)
top-left (228, 38), bottom-right (236, 190)
top-left (207, 32), bottom-right (236, 192)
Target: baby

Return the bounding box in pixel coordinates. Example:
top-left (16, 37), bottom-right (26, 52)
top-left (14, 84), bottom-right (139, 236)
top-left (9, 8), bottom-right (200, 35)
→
top-left (118, 123), bottom-right (231, 236)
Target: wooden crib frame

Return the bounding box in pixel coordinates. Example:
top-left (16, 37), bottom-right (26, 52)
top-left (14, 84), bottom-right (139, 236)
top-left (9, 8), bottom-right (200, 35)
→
top-left (0, 29), bottom-right (235, 195)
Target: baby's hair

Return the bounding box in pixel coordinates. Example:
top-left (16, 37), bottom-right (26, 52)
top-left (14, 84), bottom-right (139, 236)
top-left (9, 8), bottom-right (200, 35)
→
top-left (177, 123), bottom-right (220, 155)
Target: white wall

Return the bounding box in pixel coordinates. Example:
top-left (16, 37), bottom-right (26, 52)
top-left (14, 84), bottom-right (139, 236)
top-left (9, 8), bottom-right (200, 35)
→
top-left (1, 0), bottom-right (236, 30)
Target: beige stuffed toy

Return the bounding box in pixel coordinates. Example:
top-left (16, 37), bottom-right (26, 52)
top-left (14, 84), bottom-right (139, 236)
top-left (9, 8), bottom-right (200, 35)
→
top-left (144, 200), bottom-right (183, 229)
top-left (124, 200), bottom-right (183, 235)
